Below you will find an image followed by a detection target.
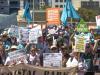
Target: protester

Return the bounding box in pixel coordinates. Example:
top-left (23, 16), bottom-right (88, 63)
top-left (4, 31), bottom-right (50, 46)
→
top-left (0, 45), bottom-right (5, 66)
top-left (50, 45), bottom-right (59, 53)
top-left (0, 23), bottom-right (99, 75)
top-left (27, 48), bottom-right (40, 66)
top-left (66, 51), bottom-right (78, 68)
top-left (61, 46), bottom-right (70, 67)
top-left (2, 32), bottom-right (12, 51)
top-left (84, 43), bottom-right (94, 75)
top-left (4, 45), bottom-right (28, 66)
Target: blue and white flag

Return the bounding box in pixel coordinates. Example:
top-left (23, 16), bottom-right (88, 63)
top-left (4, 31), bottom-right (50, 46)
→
top-left (61, 0), bottom-right (80, 26)
top-left (23, 1), bottom-right (32, 24)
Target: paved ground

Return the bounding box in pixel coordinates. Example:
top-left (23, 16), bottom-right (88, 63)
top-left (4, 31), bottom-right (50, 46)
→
top-left (95, 73), bottom-right (100, 75)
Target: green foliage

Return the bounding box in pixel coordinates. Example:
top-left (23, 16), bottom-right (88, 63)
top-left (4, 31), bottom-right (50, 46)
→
top-left (78, 8), bottom-right (99, 22)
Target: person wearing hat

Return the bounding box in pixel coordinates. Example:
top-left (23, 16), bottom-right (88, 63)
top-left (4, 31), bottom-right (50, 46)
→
top-left (4, 45), bottom-right (18, 66)
top-left (66, 51), bottom-right (79, 68)
top-left (50, 45), bottom-right (59, 53)
top-left (4, 45), bottom-right (28, 66)
top-left (27, 48), bottom-right (40, 66)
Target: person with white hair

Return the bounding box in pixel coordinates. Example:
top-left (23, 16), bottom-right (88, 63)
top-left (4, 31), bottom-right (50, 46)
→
top-left (66, 51), bottom-right (78, 68)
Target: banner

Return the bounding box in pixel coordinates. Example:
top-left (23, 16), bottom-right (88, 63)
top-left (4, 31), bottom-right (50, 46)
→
top-left (95, 15), bottom-right (100, 27)
top-left (43, 53), bottom-right (62, 68)
top-left (0, 64), bottom-right (77, 75)
top-left (8, 25), bottom-right (19, 38)
top-left (19, 27), bottom-right (30, 43)
top-left (75, 35), bottom-right (85, 53)
top-left (46, 8), bottom-right (60, 25)
top-left (29, 25), bottom-right (42, 44)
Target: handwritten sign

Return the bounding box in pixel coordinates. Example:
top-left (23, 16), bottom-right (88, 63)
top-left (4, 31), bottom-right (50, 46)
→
top-left (75, 36), bottom-right (85, 53)
top-left (8, 50), bottom-right (27, 63)
top-left (8, 25), bottom-right (19, 38)
top-left (19, 27), bottom-right (30, 43)
top-left (43, 53), bottom-right (62, 68)
top-left (46, 8), bottom-right (60, 25)
top-left (29, 25), bottom-right (42, 44)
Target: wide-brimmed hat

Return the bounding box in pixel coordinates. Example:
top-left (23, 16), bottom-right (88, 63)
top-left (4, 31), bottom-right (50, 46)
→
top-left (2, 31), bottom-right (8, 36)
top-left (50, 45), bottom-right (57, 49)
top-left (10, 45), bottom-right (17, 50)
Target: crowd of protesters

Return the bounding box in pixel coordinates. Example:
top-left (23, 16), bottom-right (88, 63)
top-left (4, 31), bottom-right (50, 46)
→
top-left (0, 24), bottom-right (100, 75)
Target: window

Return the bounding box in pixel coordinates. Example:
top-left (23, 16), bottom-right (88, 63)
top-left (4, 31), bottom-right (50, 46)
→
top-left (1, 8), bottom-right (4, 10)
top-left (60, 0), bottom-right (63, 2)
top-left (55, 0), bottom-right (59, 2)
top-left (60, 5), bottom-right (63, 8)
top-left (55, 5), bottom-right (59, 7)
top-left (0, 1), bottom-right (4, 3)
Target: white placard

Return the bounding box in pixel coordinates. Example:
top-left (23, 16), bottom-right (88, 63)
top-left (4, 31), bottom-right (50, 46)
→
top-left (43, 53), bottom-right (62, 68)
top-left (96, 15), bottom-right (100, 27)
top-left (19, 27), bottom-right (30, 43)
top-left (29, 25), bottom-right (42, 44)
top-left (8, 50), bottom-right (27, 63)
top-left (8, 25), bottom-right (19, 38)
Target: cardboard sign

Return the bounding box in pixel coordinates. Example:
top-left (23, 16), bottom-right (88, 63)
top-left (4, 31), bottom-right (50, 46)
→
top-left (0, 64), bottom-right (77, 75)
top-left (8, 50), bottom-right (27, 63)
top-left (19, 27), bottom-right (30, 43)
top-left (92, 29), bottom-right (100, 39)
top-left (29, 25), bottom-right (42, 44)
top-left (74, 35), bottom-right (85, 53)
top-left (8, 25), bottom-right (19, 38)
top-left (17, 9), bottom-right (25, 22)
top-left (43, 53), bottom-right (62, 68)
top-left (46, 8), bottom-right (60, 25)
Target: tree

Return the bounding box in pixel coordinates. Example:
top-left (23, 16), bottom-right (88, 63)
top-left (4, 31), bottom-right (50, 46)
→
top-left (78, 8), bottom-right (99, 22)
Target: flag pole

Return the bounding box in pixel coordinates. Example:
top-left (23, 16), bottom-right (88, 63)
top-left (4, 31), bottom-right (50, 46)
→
top-left (33, 0), bottom-right (34, 25)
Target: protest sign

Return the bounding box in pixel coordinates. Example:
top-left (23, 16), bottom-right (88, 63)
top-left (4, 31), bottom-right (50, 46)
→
top-left (0, 64), bottom-right (77, 75)
top-left (17, 9), bottom-right (25, 22)
top-left (74, 35), bottom-right (85, 53)
top-left (8, 25), bottom-right (19, 38)
top-left (29, 25), bottom-right (42, 44)
top-left (19, 27), bottom-right (30, 43)
top-left (95, 15), bottom-right (100, 27)
top-left (43, 53), bottom-right (62, 68)
top-left (8, 50), bottom-right (27, 63)
top-left (46, 8), bottom-right (60, 25)
top-left (93, 29), bottom-right (100, 39)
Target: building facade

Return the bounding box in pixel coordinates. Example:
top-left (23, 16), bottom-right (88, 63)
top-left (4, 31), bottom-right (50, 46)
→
top-left (51, 0), bottom-right (66, 8)
top-left (22, 0), bottom-right (50, 10)
top-left (81, 0), bottom-right (100, 9)
top-left (0, 0), bottom-right (20, 14)
top-left (51, 0), bottom-right (100, 10)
